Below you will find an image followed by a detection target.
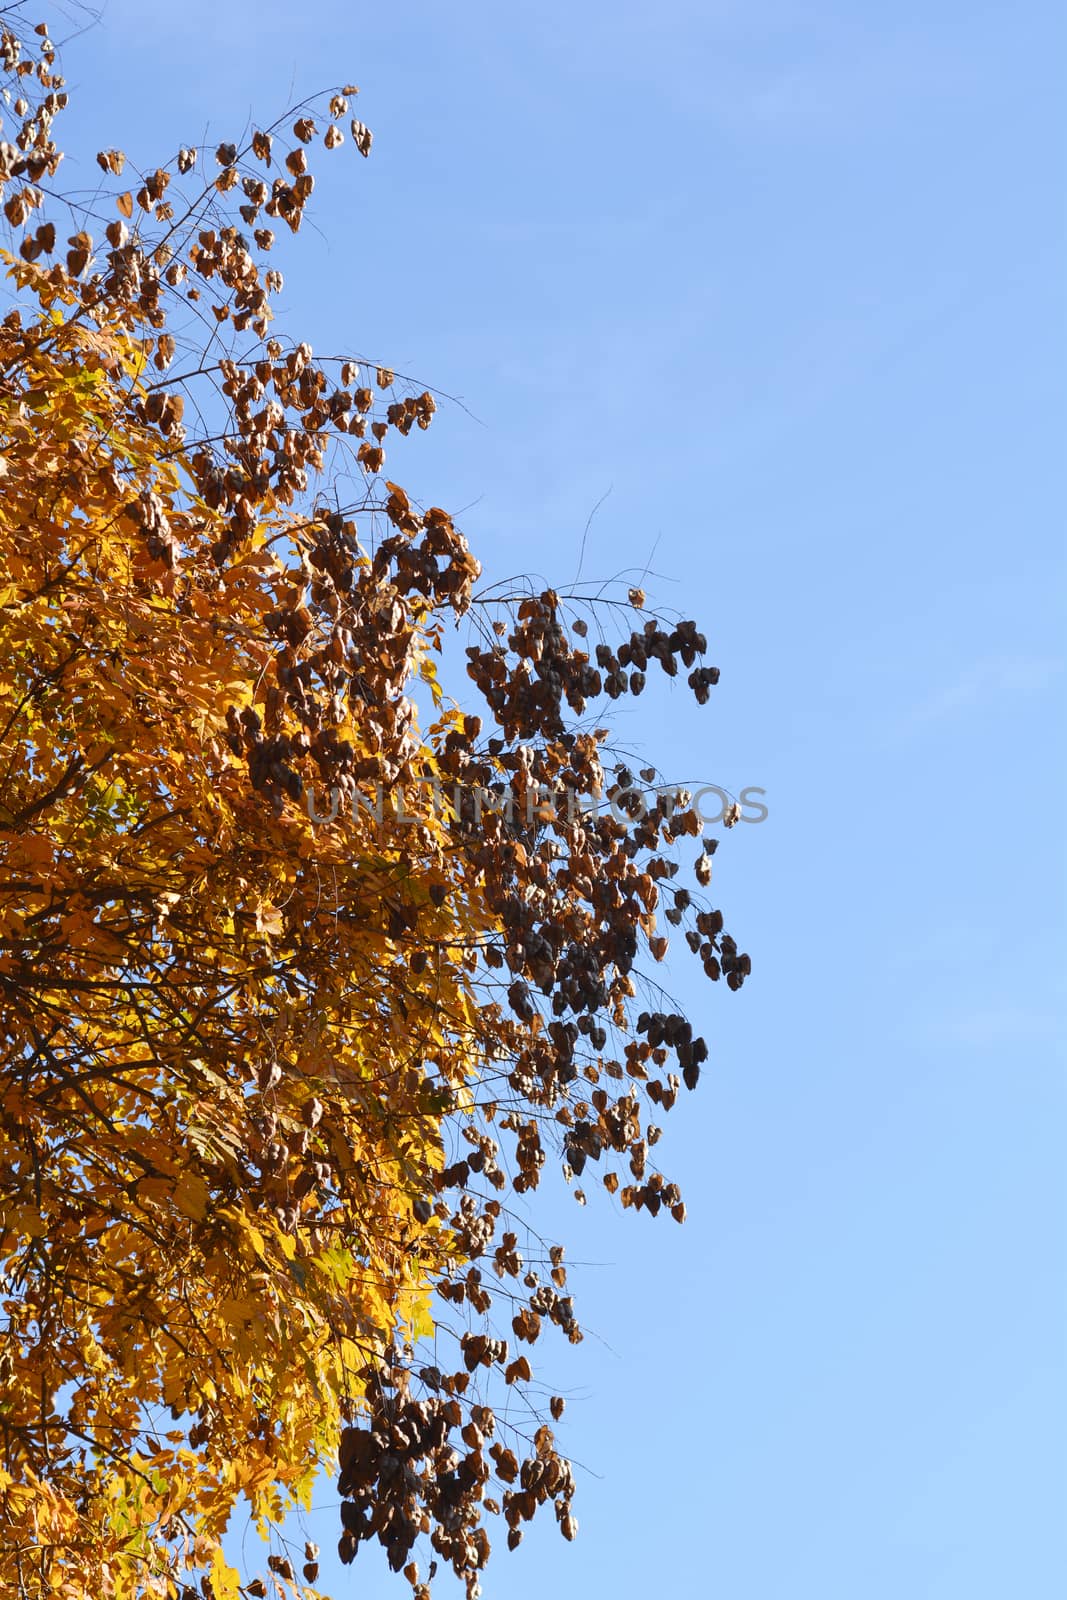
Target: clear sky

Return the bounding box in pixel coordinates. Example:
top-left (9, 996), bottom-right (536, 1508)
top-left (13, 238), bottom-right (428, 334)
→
top-left (51, 1), bottom-right (1066, 1595)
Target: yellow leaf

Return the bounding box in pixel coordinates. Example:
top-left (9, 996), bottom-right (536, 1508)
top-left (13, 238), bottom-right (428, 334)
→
top-left (173, 1171), bottom-right (209, 1221)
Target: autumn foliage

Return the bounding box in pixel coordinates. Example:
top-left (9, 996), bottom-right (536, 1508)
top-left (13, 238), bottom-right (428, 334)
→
top-left (0, 15), bottom-right (749, 1600)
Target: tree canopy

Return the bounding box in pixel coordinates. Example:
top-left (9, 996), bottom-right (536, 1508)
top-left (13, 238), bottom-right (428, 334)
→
top-left (0, 15), bottom-right (749, 1600)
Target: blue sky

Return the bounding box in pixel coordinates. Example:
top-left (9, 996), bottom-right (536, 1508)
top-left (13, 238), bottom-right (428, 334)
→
top-left (53, 1), bottom-right (1066, 1594)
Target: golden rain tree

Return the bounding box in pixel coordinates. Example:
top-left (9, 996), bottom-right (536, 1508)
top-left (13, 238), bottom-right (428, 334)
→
top-left (0, 15), bottom-right (750, 1600)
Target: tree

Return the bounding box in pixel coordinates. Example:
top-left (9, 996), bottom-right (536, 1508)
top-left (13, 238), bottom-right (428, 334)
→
top-left (0, 15), bottom-right (749, 1600)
